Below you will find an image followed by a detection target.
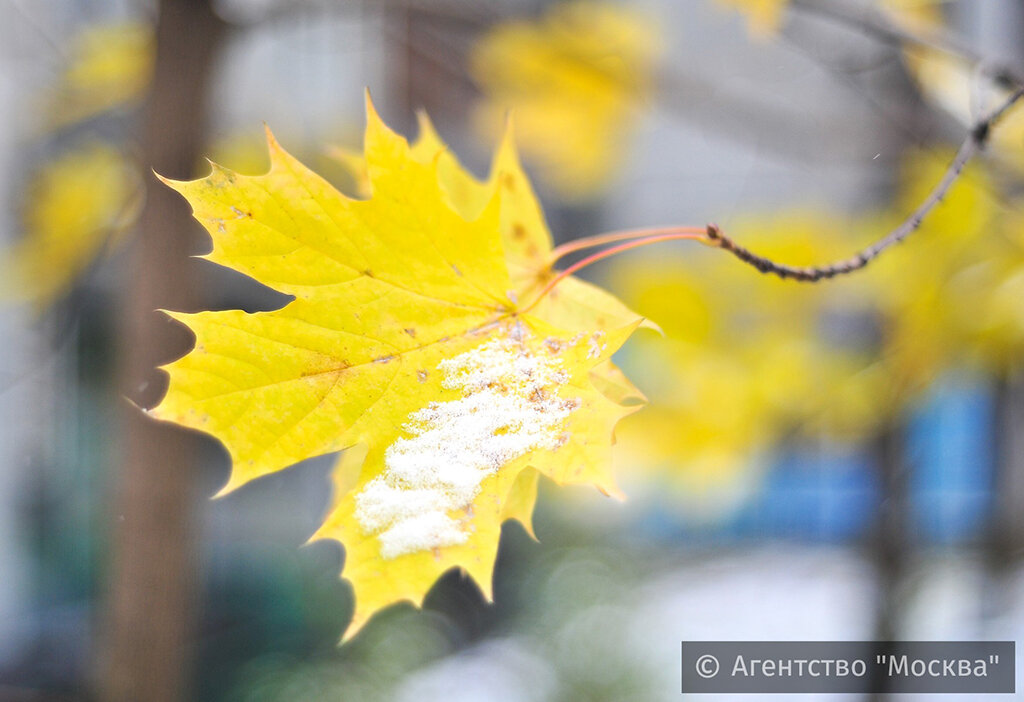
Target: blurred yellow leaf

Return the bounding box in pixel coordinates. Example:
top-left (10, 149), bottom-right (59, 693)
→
top-left (614, 338), bottom-right (772, 520)
top-left (47, 21), bottom-right (154, 128)
top-left (881, 0), bottom-right (949, 32)
top-left (5, 143), bottom-right (139, 308)
top-left (610, 149), bottom-right (1024, 523)
top-left (151, 99), bottom-right (644, 640)
top-left (720, 0), bottom-right (948, 39)
top-left (873, 153), bottom-right (1024, 384)
top-left (470, 2), bottom-right (662, 200)
top-left (606, 215), bottom-right (886, 519)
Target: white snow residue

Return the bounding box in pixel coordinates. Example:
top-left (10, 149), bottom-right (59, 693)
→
top-left (587, 331), bottom-right (607, 360)
top-left (355, 332), bottom-right (578, 559)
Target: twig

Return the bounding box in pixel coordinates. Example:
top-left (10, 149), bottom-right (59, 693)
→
top-left (520, 231), bottom-right (706, 314)
top-left (703, 86), bottom-right (1024, 283)
top-left (788, 0), bottom-right (1024, 89)
top-left (548, 225), bottom-right (706, 263)
top-left (3, 0), bottom-right (68, 64)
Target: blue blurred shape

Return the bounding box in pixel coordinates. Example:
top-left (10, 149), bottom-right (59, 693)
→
top-left (906, 375), bottom-right (995, 545)
top-left (730, 447), bottom-right (879, 542)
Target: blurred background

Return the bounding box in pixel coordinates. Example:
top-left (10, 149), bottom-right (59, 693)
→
top-left (1, 0), bottom-right (1024, 700)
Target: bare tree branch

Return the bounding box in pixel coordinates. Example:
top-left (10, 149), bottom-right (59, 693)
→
top-left (788, 0), bottom-right (1024, 89)
top-left (703, 86), bottom-right (1024, 283)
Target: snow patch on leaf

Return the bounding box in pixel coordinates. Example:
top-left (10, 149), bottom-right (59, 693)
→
top-left (355, 331), bottom-right (578, 558)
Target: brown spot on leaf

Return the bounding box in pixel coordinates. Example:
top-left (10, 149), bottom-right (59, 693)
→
top-left (404, 328), bottom-right (417, 338)
top-left (417, 370), bottom-right (428, 382)
top-left (512, 223), bottom-right (527, 240)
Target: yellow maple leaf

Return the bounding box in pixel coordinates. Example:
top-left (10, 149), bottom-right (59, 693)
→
top-left (151, 99), bottom-right (645, 639)
top-left (470, 1), bottom-right (662, 200)
top-left (329, 109), bottom-right (651, 409)
top-left (5, 142), bottom-right (140, 308)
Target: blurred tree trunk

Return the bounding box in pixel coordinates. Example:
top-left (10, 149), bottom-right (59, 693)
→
top-left (981, 4), bottom-right (1024, 625)
top-left (97, 2), bottom-right (225, 701)
top-left (867, 417), bottom-right (910, 702)
top-left (984, 371), bottom-right (1024, 617)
